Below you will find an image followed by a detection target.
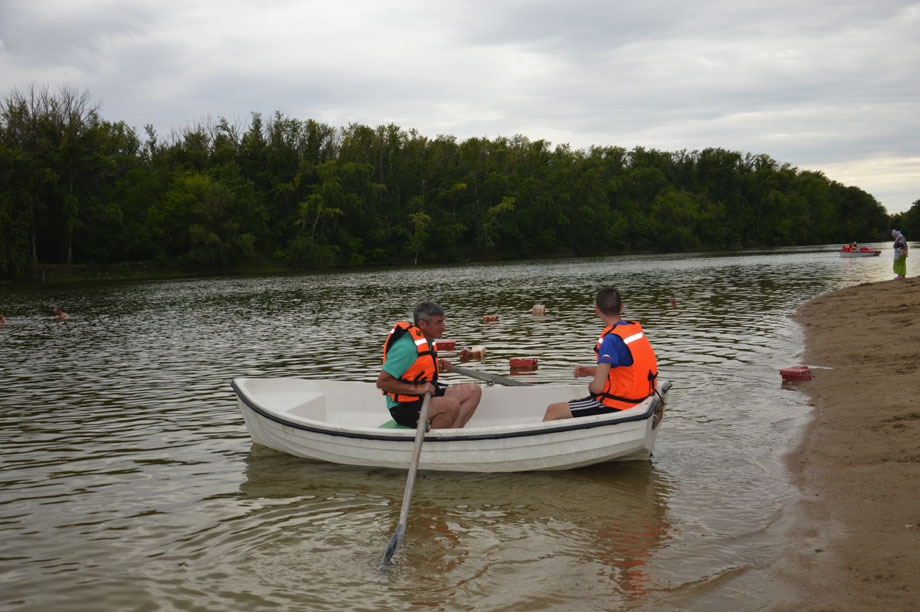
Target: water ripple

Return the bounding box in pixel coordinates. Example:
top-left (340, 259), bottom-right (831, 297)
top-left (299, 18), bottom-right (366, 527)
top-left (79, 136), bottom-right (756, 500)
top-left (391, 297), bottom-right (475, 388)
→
top-left (0, 245), bottom-right (896, 610)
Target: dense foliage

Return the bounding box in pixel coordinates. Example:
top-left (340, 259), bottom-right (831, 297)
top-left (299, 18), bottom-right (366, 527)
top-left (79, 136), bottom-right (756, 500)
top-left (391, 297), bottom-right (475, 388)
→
top-left (2, 84), bottom-right (909, 282)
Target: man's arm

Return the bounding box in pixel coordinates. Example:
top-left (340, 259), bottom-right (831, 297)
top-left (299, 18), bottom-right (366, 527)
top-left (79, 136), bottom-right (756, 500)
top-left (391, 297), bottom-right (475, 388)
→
top-left (588, 362), bottom-right (612, 395)
top-left (587, 332), bottom-right (632, 395)
top-left (375, 370), bottom-right (435, 397)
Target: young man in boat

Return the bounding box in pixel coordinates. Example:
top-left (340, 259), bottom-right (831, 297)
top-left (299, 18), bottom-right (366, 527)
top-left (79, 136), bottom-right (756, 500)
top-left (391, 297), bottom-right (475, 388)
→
top-left (543, 287), bottom-right (658, 421)
top-left (376, 301), bottom-right (482, 429)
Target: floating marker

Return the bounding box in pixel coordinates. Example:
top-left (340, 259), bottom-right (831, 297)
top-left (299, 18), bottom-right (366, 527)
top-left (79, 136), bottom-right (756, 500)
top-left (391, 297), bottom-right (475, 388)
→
top-left (435, 339), bottom-right (456, 351)
top-left (510, 357), bottom-right (538, 369)
top-left (459, 346), bottom-right (486, 361)
top-left (482, 315), bottom-right (499, 323)
top-left (780, 366), bottom-right (812, 381)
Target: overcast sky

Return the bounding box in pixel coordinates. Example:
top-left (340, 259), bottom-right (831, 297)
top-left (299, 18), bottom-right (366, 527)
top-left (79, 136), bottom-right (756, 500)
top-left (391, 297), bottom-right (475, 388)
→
top-left (2, 0), bottom-right (918, 213)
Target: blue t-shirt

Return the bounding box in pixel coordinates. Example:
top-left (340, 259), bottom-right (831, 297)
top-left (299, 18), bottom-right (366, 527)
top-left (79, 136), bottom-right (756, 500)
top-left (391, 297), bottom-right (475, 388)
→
top-left (382, 333), bottom-right (433, 409)
top-left (596, 322), bottom-right (634, 368)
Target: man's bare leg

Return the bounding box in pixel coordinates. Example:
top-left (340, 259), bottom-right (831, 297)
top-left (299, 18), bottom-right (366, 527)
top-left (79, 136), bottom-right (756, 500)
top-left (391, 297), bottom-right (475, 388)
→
top-left (445, 383), bottom-right (481, 427)
top-left (543, 401), bottom-right (573, 421)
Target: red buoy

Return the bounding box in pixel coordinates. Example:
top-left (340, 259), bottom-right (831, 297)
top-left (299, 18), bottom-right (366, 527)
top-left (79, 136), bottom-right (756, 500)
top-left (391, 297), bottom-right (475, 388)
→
top-left (510, 357), bottom-right (538, 369)
top-left (434, 339), bottom-right (456, 351)
top-left (482, 315), bottom-right (499, 323)
top-left (780, 366), bottom-right (812, 381)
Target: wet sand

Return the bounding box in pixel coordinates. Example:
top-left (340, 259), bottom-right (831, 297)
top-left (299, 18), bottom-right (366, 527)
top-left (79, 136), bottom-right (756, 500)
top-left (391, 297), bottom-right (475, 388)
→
top-left (772, 276), bottom-right (920, 610)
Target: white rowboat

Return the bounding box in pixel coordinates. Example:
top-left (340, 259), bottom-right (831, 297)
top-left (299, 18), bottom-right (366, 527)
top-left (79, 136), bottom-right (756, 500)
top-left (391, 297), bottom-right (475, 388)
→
top-left (231, 377), bottom-right (671, 472)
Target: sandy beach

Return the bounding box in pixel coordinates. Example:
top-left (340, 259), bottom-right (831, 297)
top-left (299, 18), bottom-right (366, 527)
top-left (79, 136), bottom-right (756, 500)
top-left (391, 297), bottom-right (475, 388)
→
top-left (772, 275), bottom-right (920, 611)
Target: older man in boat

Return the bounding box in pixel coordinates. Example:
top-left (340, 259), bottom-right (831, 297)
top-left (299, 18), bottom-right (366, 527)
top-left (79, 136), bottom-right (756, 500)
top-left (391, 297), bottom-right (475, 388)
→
top-left (544, 287), bottom-right (659, 421)
top-left (376, 301), bottom-right (482, 429)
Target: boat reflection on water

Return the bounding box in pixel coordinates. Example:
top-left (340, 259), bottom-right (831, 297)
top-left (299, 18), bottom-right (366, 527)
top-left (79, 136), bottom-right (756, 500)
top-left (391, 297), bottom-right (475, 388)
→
top-left (240, 446), bottom-right (673, 606)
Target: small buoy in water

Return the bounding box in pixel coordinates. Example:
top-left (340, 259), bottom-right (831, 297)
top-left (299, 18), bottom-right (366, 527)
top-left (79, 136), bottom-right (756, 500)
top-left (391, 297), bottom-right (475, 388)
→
top-left (482, 315), bottom-right (499, 323)
top-left (470, 345), bottom-right (486, 360)
top-left (459, 347), bottom-right (472, 362)
top-left (671, 297), bottom-right (676, 307)
top-left (532, 304), bottom-right (546, 316)
top-left (435, 339), bottom-right (456, 351)
top-left (510, 357), bottom-right (538, 369)
top-left (780, 366), bottom-right (812, 381)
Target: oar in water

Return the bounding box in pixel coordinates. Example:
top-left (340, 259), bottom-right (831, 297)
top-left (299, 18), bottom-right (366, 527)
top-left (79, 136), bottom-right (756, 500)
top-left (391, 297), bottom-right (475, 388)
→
top-left (449, 364), bottom-right (529, 387)
top-left (379, 392), bottom-right (431, 571)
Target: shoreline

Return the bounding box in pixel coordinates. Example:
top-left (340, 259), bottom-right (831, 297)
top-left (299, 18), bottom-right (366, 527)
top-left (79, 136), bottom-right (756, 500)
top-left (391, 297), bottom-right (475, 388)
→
top-left (772, 276), bottom-right (920, 611)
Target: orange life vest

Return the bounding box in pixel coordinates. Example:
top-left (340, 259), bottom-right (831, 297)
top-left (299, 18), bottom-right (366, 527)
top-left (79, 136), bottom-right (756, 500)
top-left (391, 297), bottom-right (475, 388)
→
top-left (594, 321), bottom-right (658, 410)
top-left (381, 321), bottom-right (439, 403)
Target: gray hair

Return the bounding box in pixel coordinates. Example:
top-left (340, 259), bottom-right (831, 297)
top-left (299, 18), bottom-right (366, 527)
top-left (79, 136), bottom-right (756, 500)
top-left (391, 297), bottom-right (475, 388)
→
top-left (413, 301), bottom-right (445, 324)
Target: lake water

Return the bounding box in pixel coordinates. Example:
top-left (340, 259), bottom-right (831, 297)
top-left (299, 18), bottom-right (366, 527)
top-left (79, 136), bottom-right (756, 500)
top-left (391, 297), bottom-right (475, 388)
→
top-left (0, 244), bottom-right (898, 611)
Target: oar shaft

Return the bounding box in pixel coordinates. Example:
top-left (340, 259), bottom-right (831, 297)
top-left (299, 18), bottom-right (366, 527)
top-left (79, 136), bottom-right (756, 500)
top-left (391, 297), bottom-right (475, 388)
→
top-left (397, 394), bottom-right (430, 526)
top-left (450, 365), bottom-right (529, 387)
top-left (379, 392), bottom-right (431, 570)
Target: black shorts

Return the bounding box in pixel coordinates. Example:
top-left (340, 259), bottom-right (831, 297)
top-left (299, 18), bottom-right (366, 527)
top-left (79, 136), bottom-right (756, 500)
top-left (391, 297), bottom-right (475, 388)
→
top-left (389, 384), bottom-right (448, 427)
top-left (568, 395), bottom-right (619, 418)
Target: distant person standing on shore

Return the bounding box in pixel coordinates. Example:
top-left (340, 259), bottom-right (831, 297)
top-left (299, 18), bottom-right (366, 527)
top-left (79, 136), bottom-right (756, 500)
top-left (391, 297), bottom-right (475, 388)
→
top-left (892, 230), bottom-right (908, 279)
top-left (53, 306), bottom-right (70, 322)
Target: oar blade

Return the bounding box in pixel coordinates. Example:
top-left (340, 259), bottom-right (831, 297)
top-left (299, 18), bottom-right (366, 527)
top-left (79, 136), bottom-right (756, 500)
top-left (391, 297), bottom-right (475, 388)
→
top-left (378, 523), bottom-right (406, 571)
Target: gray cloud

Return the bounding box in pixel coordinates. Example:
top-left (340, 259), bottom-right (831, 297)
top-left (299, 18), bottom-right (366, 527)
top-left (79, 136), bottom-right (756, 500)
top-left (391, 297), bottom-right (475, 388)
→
top-left (1, 0), bottom-right (917, 212)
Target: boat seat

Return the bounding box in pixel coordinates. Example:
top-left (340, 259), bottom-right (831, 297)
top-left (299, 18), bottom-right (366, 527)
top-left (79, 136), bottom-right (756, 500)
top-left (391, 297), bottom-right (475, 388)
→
top-left (283, 391), bottom-right (326, 419)
top-left (378, 419), bottom-right (412, 429)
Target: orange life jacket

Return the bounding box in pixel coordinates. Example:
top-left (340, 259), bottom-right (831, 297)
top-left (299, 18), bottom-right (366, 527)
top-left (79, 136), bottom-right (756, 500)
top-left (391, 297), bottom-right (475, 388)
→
top-left (594, 321), bottom-right (658, 410)
top-left (381, 321), bottom-right (439, 403)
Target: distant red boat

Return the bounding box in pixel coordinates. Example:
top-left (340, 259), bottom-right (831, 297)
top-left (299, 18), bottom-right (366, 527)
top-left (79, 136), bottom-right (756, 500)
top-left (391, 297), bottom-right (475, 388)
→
top-left (839, 247), bottom-right (881, 258)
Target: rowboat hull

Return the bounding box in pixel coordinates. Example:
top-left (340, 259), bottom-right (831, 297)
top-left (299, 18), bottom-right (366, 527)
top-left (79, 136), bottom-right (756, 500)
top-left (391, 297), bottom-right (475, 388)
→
top-left (839, 249), bottom-right (881, 257)
top-left (231, 377), bottom-right (670, 472)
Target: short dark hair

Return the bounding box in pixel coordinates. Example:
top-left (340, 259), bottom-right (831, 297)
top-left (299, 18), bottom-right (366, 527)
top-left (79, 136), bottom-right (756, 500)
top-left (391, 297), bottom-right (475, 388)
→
top-left (413, 301), bottom-right (445, 324)
top-left (595, 288), bottom-right (622, 315)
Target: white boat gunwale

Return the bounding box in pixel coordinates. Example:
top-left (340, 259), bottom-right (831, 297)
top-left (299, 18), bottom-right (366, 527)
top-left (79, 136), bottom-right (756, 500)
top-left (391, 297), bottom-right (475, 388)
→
top-left (230, 378), bottom-right (671, 443)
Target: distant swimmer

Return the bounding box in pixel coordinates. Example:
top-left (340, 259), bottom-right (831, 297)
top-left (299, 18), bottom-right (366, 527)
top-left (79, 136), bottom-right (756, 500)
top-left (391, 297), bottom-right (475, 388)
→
top-left (53, 306), bottom-right (70, 322)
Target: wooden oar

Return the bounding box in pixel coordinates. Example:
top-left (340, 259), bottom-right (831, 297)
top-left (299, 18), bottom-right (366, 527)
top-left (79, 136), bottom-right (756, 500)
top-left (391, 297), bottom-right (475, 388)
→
top-left (378, 392), bottom-right (431, 571)
top-left (449, 364), bottom-right (529, 387)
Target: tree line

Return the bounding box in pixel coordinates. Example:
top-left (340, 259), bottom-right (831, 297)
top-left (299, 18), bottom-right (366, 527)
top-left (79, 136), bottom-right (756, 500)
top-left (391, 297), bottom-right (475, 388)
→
top-left (2, 83), bottom-right (916, 282)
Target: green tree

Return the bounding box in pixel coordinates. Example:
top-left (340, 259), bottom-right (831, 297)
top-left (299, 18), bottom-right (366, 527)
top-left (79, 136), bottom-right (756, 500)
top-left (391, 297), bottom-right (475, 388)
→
top-left (408, 207), bottom-right (431, 264)
top-left (188, 180), bottom-right (255, 267)
top-left (0, 84), bottom-right (103, 271)
top-left (3, 84), bottom-right (909, 280)
top-left (477, 196), bottom-right (515, 251)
